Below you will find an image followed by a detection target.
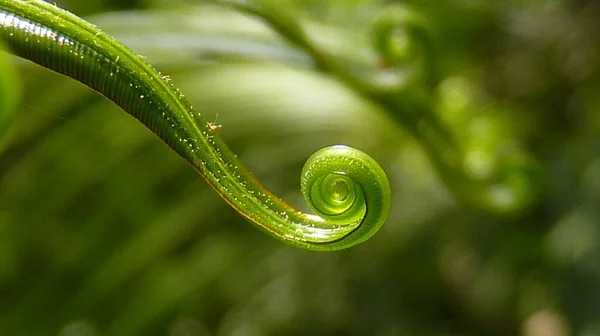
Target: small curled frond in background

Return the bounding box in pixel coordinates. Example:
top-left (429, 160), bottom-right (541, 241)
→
top-left (219, 0), bottom-right (543, 214)
top-left (0, 0), bottom-right (391, 251)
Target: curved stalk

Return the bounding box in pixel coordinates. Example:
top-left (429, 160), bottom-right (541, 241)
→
top-left (0, 0), bottom-right (391, 251)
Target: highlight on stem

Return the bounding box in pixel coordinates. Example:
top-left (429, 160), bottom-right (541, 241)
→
top-left (0, 0), bottom-right (392, 251)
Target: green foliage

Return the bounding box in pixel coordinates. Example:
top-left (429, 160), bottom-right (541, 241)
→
top-left (1, 0), bottom-right (599, 335)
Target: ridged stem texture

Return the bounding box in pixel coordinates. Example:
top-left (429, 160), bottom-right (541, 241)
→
top-left (0, 0), bottom-right (391, 251)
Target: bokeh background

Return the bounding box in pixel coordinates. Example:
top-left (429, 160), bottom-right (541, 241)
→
top-left (1, 0), bottom-right (600, 335)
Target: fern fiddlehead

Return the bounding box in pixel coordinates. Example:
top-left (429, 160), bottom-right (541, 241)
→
top-left (0, 0), bottom-right (391, 251)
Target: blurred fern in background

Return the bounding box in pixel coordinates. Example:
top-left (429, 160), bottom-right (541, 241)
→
top-left (1, 0), bottom-right (600, 335)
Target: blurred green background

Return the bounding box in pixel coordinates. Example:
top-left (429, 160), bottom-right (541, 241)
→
top-left (1, 0), bottom-right (600, 335)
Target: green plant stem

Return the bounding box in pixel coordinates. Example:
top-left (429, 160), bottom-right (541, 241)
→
top-left (0, 0), bottom-right (391, 251)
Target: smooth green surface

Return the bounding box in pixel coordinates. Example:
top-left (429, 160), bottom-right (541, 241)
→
top-left (0, 0), bottom-right (391, 250)
top-left (0, 41), bottom-right (20, 147)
